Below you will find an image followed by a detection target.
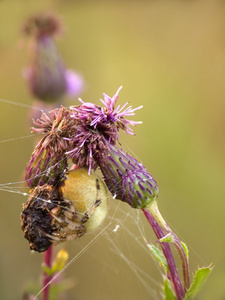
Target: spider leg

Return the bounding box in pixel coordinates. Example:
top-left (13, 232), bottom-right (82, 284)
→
top-left (81, 178), bottom-right (102, 223)
top-left (46, 207), bottom-right (64, 224)
top-left (95, 178), bottom-right (102, 206)
top-left (37, 227), bottom-right (62, 242)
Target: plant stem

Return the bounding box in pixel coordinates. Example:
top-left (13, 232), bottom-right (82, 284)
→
top-left (42, 245), bottom-right (53, 300)
top-left (142, 208), bottom-right (185, 300)
top-left (147, 201), bottom-right (190, 290)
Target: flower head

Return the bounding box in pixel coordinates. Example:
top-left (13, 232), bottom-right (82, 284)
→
top-left (71, 86), bottom-right (142, 135)
top-left (100, 86), bottom-right (143, 134)
top-left (22, 12), bottom-right (63, 38)
top-left (25, 107), bottom-right (76, 187)
top-left (25, 87), bottom-right (143, 183)
top-left (68, 87), bottom-right (142, 173)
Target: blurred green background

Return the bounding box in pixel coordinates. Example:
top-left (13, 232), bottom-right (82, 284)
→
top-left (1, 0), bottom-right (225, 299)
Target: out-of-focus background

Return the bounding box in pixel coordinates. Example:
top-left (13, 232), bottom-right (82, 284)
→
top-left (0, 1), bottom-right (225, 299)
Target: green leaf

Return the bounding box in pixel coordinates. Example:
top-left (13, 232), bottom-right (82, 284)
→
top-left (159, 233), bottom-right (174, 243)
top-left (42, 264), bottom-right (52, 276)
top-left (42, 249), bottom-right (69, 276)
top-left (143, 237), bottom-right (169, 272)
top-left (184, 266), bottom-right (213, 300)
top-left (164, 277), bottom-right (177, 300)
top-left (181, 241), bottom-right (189, 261)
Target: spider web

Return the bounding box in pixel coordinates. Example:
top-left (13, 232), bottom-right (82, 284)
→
top-left (0, 98), bottom-right (165, 300)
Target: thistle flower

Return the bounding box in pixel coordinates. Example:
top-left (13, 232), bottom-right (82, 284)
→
top-left (25, 107), bottom-right (75, 187)
top-left (22, 12), bottom-right (84, 103)
top-left (26, 88), bottom-right (141, 186)
top-left (22, 86), bottom-right (211, 300)
top-left (94, 141), bottom-right (158, 209)
top-left (68, 87), bottom-right (143, 173)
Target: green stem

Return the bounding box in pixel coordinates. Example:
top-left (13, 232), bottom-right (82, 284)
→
top-left (142, 209), bottom-right (185, 299)
top-left (147, 201), bottom-right (190, 290)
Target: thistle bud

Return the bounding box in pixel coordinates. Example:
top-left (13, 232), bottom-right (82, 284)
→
top-left (96, 142), bottom-right (158, 209)
top-left (21, 168), bottom-right (108, 252)
top-left (22, 13), bottom-right (84, 103)
top-left (22, 13), bottom-right (66, 102)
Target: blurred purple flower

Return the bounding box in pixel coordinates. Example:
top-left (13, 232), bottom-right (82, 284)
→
top-left (22, 13), bottom-right (84, 103)
top-left (65, 69), bottom-right (84, 97)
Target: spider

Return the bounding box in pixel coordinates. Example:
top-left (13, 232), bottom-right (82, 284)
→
top-left (21, 169), bottom-right (108, 253)
top-left (44, 179), bottom-right (102, 244)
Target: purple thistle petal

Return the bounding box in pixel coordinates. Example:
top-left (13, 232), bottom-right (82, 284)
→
top-left (101, 86), bottom-right (123, 111)
top-left (68, 87), bottom-right (143, 171)
top-left (71, 87), bottom-right (142, 137)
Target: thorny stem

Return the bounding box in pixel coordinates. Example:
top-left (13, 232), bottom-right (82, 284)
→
top-left (142, 209), bottom-right (185, 300)
top-left (147, 201), bottom-right (190, 290)
top-left (42, 245), bottom-right (53, 300)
